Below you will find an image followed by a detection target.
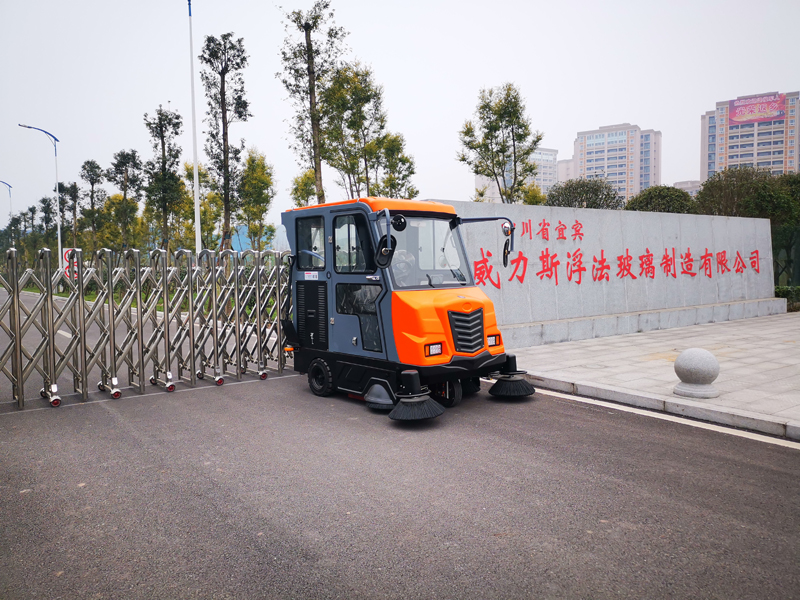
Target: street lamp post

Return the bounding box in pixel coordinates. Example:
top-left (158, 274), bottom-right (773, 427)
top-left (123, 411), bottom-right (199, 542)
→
top-left (0, 181), bottom-right (12, 247)
top-left (19, 124), bottom-right (63, 271)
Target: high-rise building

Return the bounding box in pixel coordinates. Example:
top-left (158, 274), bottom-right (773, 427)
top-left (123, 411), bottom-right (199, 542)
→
top-left (557, 158), bottom-right (575, 183)
top-left (572, 123), bottom-right (662, 201)
top-left (701, 91), bottom-right (799, 181)
top-left (474, 147), bottom-right (558, 202)
top-left (532, 148), bottom-right (558, 194)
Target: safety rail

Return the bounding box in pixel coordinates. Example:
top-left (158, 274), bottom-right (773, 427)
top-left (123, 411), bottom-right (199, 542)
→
top-left (0, 247), bottom-right (293, 408)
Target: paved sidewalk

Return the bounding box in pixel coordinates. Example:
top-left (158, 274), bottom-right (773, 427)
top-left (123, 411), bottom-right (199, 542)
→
top-left (513, 312), bottom-right (800, 440)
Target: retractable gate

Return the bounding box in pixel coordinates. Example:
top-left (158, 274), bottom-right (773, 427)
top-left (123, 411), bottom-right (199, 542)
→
top-left (0, 247), bottom-right (293, 408)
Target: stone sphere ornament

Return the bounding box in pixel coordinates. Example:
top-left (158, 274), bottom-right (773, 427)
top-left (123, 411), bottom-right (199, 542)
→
top-left (673, 348), bottom-right (720, 399)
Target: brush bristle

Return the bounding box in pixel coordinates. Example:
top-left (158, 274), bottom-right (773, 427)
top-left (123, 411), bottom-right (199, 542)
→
top-left (489, 376), bottom-right (536, 398)
top-left (461, 377), bottom-right (481, 396)
top-left (388, 397), bottom-right (445, 421)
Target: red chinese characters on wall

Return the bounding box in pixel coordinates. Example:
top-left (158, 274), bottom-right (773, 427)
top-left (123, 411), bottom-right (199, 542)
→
top-left (566, 249), bottom-right (586, 284)
top-left (474, 248), bottom-right (501, 289)
top-left (592, 250), bottom-right (610, 282)
top-left (536, 248), bottom-right (560, 284)
top-left (471, 218), bottom-right (764, 286)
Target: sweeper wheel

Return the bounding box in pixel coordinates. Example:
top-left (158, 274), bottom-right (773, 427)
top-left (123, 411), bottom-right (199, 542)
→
top-left (429, 379), bottom-right (463, 408)
top-left (308, 358), bottom-right (333, 397)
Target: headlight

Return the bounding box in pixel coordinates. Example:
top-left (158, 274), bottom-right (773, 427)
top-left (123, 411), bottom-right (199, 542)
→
top-left (425, 343), bottom-right (443, 357)
top-left (487, 335), bottom-right (501, 347)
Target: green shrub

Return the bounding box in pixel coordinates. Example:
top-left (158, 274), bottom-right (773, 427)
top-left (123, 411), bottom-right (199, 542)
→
top-left (775, 286), bottom-right (800, 312)
top-left (625, 185), bottom-right (697, 214)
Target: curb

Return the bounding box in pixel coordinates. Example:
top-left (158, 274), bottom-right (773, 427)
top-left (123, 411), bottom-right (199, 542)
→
top-left (525, 372), bottom-right (800, 442)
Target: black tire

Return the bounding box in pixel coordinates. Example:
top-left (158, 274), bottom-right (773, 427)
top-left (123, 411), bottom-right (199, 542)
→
top-left (461, 377), bottom-right (481, 396)
top-left (308, 358), bottom-right (334, 397)
top-left (429, 379), bottom-right (462, 408)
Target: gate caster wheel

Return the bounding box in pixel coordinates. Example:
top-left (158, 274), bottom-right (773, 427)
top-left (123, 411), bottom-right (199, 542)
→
top-left (259, 371), bottom-right (268, 381)
top-left (166, 384), bottom-right (176, 393)
top-left (196, 371), bottom-right (205, 380)
top-left (97, 382), bottom-right (106, 392)
top-left (307, 358), bottom-right (333, 397)
top-left (111, 389), bottom-right (122, 399)
top-left (50, 396), bottom-right (61, 408)
top-left (429, 379), bottom-right (463, 408)
top-left (215, 377), bottom-right (224, 386)
top-left (40, 388), bottom-right (47, 398)
top-left (149, 376), bottom-right (157, 385)
top-left (240, 366), bottom-right (247, 375)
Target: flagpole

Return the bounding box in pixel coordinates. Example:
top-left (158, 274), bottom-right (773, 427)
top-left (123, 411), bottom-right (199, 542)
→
top-left (188, 0), bottom-right (202, 255)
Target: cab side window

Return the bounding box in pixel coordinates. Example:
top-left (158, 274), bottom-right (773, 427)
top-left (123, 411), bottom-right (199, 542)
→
top-left (296, 216), bottom-right (325, 270)
top-left (334, 214), bottom-right (375, 273)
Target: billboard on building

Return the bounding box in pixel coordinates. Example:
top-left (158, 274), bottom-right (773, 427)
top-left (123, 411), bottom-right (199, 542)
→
top-left (728, 93), bottom-right (786, 125)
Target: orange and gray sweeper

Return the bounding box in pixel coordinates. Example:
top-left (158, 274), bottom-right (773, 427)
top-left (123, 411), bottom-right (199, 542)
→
top-left (280, 197), bottom-right (535, 421)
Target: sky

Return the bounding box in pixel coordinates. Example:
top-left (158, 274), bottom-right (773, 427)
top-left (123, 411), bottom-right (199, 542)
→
top-left (1, 0), bottom-right (798, 230)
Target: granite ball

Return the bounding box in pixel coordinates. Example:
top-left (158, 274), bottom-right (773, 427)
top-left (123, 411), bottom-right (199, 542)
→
top-left (674, 348), bottom-right (720, 385)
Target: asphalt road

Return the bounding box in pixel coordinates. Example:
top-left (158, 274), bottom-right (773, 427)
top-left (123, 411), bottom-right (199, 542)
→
top-left (1, 374), bottom-right (798, 599)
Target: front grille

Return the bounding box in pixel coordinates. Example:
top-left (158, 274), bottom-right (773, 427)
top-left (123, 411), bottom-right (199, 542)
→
top-left (448, 309), bottom-right (484, 354)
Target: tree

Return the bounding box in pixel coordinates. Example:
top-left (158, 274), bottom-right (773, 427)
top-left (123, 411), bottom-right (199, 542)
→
top-left (290, 169), bottom-right (317, 207)
top-left (372, 133), bottom-right (418, 199)
top-left (457, 83), bottom-right (542, 204)
top-left (773, 173), bottom-right (800, 284)
top-left (143, 105), bottom-right (184, 252)
top-left (521, 182), bottom-right (546, 206)
top-left (545, 178), bottom-right (624, 209)
top-left (695, 166), bottom-right (773, 216)
top-left (38, 196), bottom-right (55, 236)
top-left (180, 162), bottom-right (221, 251)
top-left (200, 33), bottom-right (251, 252)
top-left (319, 62), bottom-right (385, 198)
top-left (97, 194), bottom-right (143, 252)
top-left (106, 150), bottom-right (144, 250)
top-left (279, 0), bottom-right (348, 204)
top-left (54, 182), bottom-right (81, 247)
top-left (237, 148), bottom-right (276, 252)
top-left (80, 160), bottom-right (105, 253)
top-left (625, 185), bottom-right (697, 214)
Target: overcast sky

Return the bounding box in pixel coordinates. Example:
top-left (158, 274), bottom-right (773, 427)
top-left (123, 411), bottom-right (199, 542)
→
top-left (1, 0), bottom-right (798, 229)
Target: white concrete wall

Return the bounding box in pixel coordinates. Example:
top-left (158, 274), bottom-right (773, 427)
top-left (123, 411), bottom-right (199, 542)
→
top-left (444, 200), bottom-right (785, 347)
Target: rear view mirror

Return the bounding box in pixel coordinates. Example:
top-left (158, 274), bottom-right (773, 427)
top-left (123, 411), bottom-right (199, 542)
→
top-left (391, 215), bottom-right (407, 232)
top-left (375, 235), bottom-right (397, 269)
top-left (503, 238), bottom-right (510, 268)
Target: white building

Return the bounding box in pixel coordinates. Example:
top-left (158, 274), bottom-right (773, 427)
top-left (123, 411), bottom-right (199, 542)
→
top-left (701, 91), bottom-right (800, 181)
top-left (532, 148), bottom-right (558, 193)
top-left (557, 158), bottom-right (575, 183)
top-left (572, 123), bottom-right (662, 201)
top-left (673, 180), bottom-right (701, 197)
top-left (474, 147), bottom-right (559, 202)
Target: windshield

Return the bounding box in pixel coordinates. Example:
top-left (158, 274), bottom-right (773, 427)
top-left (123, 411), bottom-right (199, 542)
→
top-left (381, 216), bottom-right (472, 289)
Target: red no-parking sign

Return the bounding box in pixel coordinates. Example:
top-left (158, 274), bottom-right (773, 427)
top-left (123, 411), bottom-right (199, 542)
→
top-left (63, 248), bottom-right (79, 279)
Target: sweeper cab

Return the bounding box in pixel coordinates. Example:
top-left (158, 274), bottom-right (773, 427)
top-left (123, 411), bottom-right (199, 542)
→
top-left (280, 197), bottom-right (535, 421)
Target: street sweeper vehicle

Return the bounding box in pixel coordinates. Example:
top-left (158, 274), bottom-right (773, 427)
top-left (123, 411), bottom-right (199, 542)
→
top-left (280, 197), bottom-right (535, 421)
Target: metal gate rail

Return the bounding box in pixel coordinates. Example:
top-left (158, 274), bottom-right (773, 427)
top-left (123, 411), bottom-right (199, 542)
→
top-left (1, 247), bottom-right (293, 408)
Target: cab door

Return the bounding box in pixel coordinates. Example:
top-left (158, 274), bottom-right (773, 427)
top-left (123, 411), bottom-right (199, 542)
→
top-left (295, 215), bottom-right (328, 350)
top-left (329, 212), bottom-right (387, 359)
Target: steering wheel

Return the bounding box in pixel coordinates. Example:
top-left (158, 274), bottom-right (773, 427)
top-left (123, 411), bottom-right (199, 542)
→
top-left (391, 250), bottom-right (415, 286)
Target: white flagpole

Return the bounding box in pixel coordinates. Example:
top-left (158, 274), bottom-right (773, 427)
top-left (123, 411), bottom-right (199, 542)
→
top-left (188, 0), bottom-right (202, 255)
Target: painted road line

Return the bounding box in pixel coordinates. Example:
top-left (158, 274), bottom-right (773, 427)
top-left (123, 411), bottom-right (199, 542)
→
top-left (537, 388), bottom-right (800, 451)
